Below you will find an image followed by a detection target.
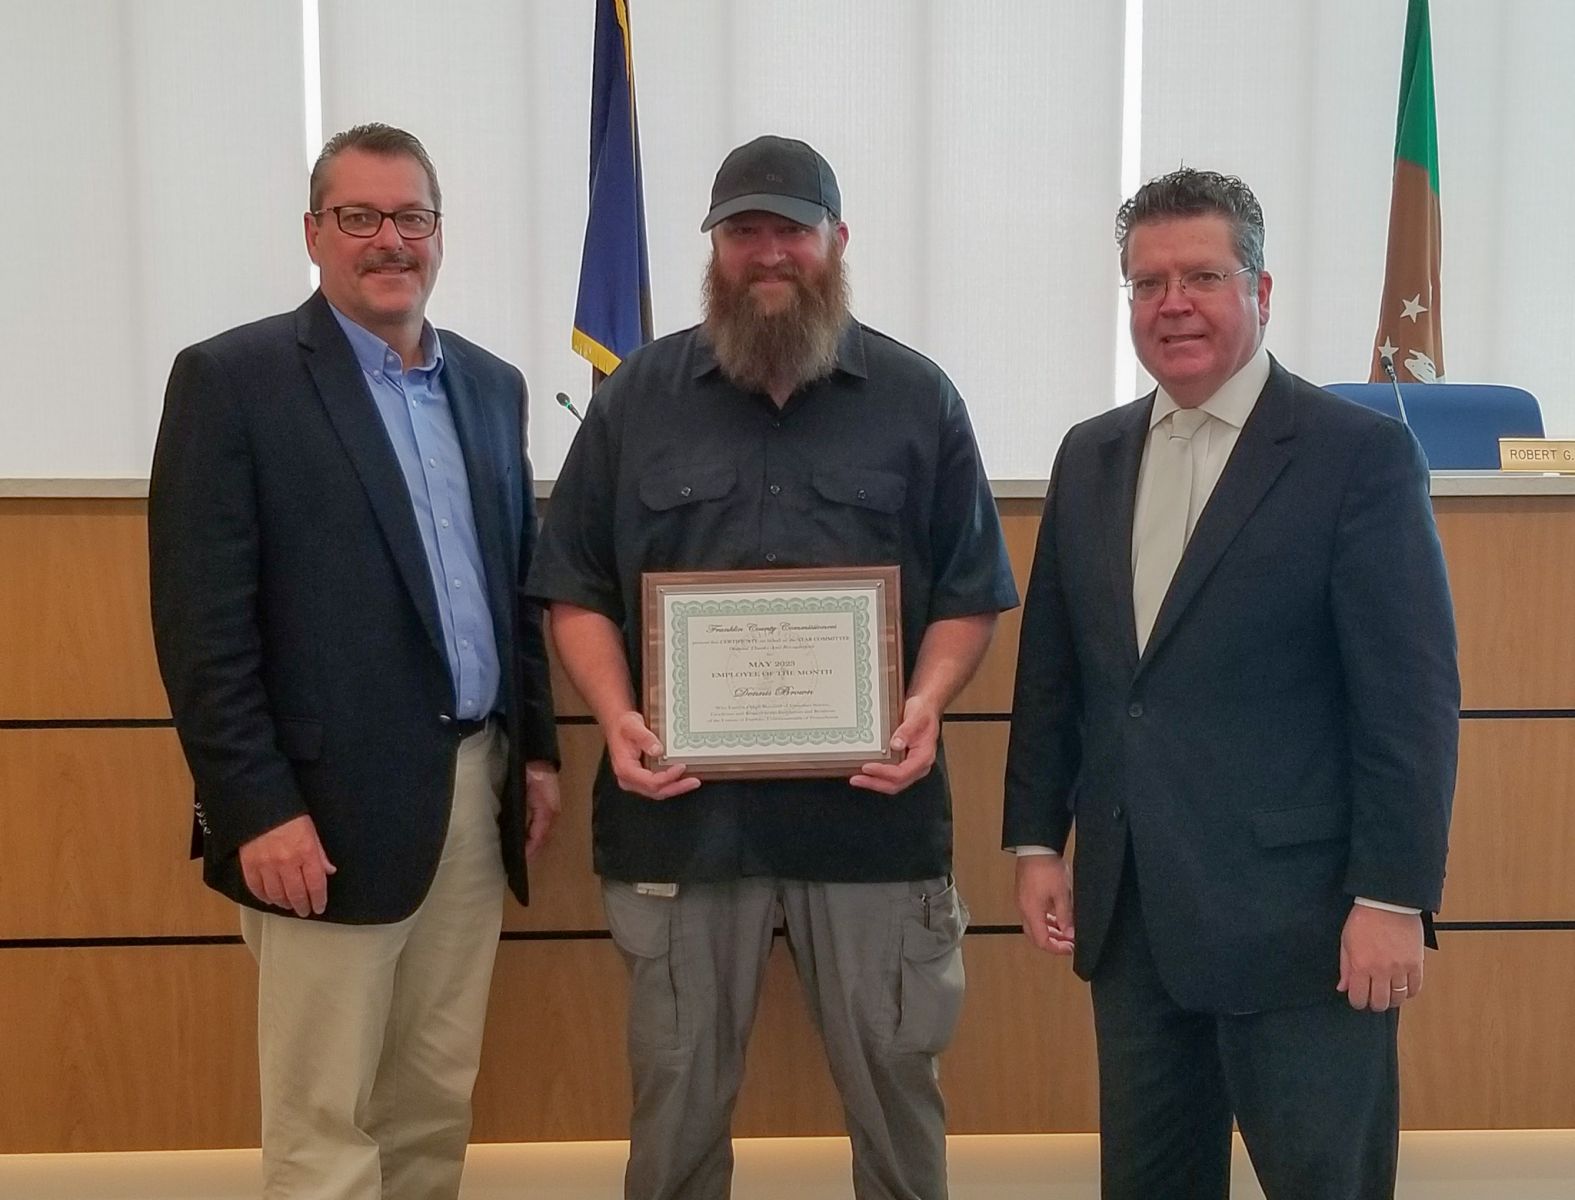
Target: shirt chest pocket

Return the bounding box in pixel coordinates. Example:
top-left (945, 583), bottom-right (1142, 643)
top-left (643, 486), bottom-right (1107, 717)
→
top-left (639, 463), bottom-right (737, 511)
top-left (636, 463), bottom-right (740, 566)
top-left (805, 467), bottom-right (907, 562)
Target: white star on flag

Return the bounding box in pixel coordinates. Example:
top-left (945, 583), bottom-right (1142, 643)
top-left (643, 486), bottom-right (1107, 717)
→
top-left (1400, 295), bottom-right (1427, 321)
top-left (1378, 338), bottom-right (1399, 360)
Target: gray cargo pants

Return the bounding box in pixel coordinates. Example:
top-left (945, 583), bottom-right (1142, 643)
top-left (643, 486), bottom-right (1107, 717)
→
top-left (602, 875), bottom-right (969, 1200)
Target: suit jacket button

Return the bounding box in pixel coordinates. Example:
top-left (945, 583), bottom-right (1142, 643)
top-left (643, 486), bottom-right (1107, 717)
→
top-left (438, 713), bottom-right (453, 725)
top-left (1128, 701), bottom-right (1143, 718)
top-left (1112, 806), bottom-right (1125, 821)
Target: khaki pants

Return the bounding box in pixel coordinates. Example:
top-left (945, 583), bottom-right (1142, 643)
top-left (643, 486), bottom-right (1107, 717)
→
top-left (239, 724), bottom-right (506, 1200)
top-left (604, 875), bottom-right (969, 1200)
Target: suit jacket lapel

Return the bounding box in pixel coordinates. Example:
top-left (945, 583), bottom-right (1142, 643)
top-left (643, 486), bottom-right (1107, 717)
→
top-left (1098, 399), bottom-right (1152, 670)
top-left (1139, 361), bottom-right (1297, 668)
top-left (443, 353), bottom-right (515, 668)
top-left (295, 293), bottom-right (447, 662)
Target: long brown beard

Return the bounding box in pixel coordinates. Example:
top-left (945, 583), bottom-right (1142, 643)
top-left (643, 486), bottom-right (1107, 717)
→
top-left (702, 241), bottom-right (849, 395)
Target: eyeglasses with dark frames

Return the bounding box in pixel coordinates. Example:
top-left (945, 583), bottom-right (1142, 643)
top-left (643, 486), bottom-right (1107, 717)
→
top-left (311, 206), bottom-right (441, 240)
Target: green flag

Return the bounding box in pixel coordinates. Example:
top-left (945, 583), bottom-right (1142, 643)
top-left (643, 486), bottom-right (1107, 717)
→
top-left (1371, 0), bottom-right (1443, 383)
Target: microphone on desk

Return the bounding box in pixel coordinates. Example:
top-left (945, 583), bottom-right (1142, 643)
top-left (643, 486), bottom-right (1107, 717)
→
top-left (1379, 353), bottom-right (1411, 427)
top-left (555, 391), bottom-right (585, 423)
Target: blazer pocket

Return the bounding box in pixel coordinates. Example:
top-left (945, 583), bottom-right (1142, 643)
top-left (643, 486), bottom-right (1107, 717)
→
top-left (275, 717), bottom-right (324, 762)
top-left (1250, 803), bottom-right (1347, 849)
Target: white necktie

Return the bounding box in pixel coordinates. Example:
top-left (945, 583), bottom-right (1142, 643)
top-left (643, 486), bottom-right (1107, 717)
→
top-left (1132, 408), bottom-right (1208, 653)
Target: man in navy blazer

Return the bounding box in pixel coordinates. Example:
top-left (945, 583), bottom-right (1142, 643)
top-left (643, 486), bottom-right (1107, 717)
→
top-left (1004, 169), bottom-right (1458, 1199)
top-left (149, 124), bottom-right (558, 1200)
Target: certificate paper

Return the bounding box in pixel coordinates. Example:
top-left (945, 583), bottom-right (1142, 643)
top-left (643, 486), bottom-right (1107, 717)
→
top-left (641, 567), bottom-right (903, 779)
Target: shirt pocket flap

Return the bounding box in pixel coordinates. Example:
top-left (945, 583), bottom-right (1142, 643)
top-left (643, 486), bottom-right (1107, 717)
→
top-left (638, 463), bottom-right (737, 512)
top-left (275, 717), bottom-right (323, 762)
top-left (811, 467), bottom-right (907, 514)
top-left (1250, 803), bottom-right (1347, 849)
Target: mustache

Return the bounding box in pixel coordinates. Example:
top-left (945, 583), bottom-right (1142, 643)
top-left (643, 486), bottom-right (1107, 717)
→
top-left (745, 265), bottom-right (800, 284)
top-left (357, 251), bottom-right (419, 274)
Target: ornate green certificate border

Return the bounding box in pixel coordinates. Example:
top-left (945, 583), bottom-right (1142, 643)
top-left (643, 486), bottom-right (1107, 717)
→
top-left (640, 566), bottom-right (904, 780)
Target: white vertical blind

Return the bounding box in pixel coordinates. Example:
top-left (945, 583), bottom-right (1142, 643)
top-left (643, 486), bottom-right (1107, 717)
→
top-left (1140, 0), bottom-right (1396, 390)
top-left (1431, 0), bottom-right (1575, 426)
top-left (5, 1), bottom-right (1574, 479)
top-left (0, 1), bottom-right (306, 477)
top-left (317, 0), bottom-right (580, 472)
top-left (317, 0), bottom-right (1126, 480)
top-left (1139, 0), bottom-right (1575, 434)
top-left (923, 2), bottom-right (1127, 479)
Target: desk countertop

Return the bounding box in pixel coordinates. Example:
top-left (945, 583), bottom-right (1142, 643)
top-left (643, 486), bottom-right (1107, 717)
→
top-left (4, 472), bottom-right (1575, 500)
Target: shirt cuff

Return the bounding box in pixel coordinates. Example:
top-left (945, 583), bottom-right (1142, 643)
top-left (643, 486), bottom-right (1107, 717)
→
top-left (1353, 896), bottom-right (1422, 915)
top-left (1010, 845), bottom-right (1059, 857)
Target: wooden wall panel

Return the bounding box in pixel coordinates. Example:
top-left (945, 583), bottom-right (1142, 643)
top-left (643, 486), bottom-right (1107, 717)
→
top-left (8, 495), bottom-right (1572, 717)
top-left (942, 936), bottom-right (1099, 1134)
top-left (502, 723), bottom-right (608, 933)
top-left (733, 933), bottom-right (1102, 1136)
top-left (0, 728), bottom-right (232, 938)
top-left (0, 499), bottom-right (167, 718)
top-left (472, 940), bottom-right (630, 1141)
top-left (950, 500), bottom-right (1039, 715)
top-left (472, 930), bottom-right (1099, 1144)
top-left (946, 720), bottom-right (1018, 927)
top-left (1434, 498), bottom-right (1575, 710)
top-left (544, 626), bottom-right (592, 718)
top-left (1445, 719), bottom-right (1575, 921)
top-left (0, 946), bottom-right (259, 1153)
top-left (0, 718), bottom-right (1022, 942)
top-left (474, 937), bottom-right (856, 1143)
top-left (1, 931), bottom-right (1567, 1153)
top-left (1400, 932), bottom-right (1575, 1129)
top-left (3, 493), bottom-right (1574, 1154)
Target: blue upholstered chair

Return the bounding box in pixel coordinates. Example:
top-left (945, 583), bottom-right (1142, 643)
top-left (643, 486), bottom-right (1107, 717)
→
top-left (1321, 382), bottom-right (1545, 470)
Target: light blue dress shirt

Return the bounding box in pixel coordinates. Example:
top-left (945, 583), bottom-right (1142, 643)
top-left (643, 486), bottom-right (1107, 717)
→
top-left (329, 305), bottom-right (500, 719)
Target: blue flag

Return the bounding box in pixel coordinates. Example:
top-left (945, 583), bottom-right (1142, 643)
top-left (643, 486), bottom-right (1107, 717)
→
top-left (572, 0), bottom-right (652, 376)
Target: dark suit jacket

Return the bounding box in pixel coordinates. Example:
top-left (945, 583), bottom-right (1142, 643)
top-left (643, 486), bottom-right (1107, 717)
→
top-left (1003, 359), bottom-right (1459, 1013)
top-left (149, 291), bottom-right (558, 922)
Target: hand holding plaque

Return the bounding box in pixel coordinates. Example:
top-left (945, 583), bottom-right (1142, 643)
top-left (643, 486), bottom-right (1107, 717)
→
top-left (641, 566), bottom-right (904, 780)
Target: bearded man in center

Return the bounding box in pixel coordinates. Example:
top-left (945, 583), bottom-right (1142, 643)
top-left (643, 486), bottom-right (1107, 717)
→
top-left (528, 135), bottom-right (1018, 1200)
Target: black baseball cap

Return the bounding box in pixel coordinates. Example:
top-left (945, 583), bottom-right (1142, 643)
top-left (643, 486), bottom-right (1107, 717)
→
top-left (700, 135), bottom-right (841, 232)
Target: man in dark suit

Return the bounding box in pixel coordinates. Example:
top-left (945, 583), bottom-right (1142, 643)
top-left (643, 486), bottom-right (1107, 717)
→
top-left (149, 123), bottom-right (558, 1200)
top-left (1003, 168), bottom-right (1458, 1199)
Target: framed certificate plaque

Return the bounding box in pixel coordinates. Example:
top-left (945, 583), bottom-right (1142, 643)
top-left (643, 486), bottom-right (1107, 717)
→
top-left (640, 566), bottom-right (904, 780)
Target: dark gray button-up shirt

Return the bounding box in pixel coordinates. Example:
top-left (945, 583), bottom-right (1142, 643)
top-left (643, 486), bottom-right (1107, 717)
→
top-left (529, 319), bottom-right (1017, 882)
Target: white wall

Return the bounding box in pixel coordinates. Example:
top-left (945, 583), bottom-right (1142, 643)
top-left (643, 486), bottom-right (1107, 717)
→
top-left (1, 0), bottom-right (306, 478)
top-left (1139, 0), bottom-right (1575, 419)
top-left (3, 0), bottom-right (1571, 482)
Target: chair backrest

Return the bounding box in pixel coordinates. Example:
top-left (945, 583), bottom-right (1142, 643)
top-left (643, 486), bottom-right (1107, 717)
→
top-left (1321, 382), bottom-right (1545, 470)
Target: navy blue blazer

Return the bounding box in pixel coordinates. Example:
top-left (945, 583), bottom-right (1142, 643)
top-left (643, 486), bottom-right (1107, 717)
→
top-left (150, 291), bottom-right (558, 922)
top-left (1003, 359), bottom-right (1459, 1013)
